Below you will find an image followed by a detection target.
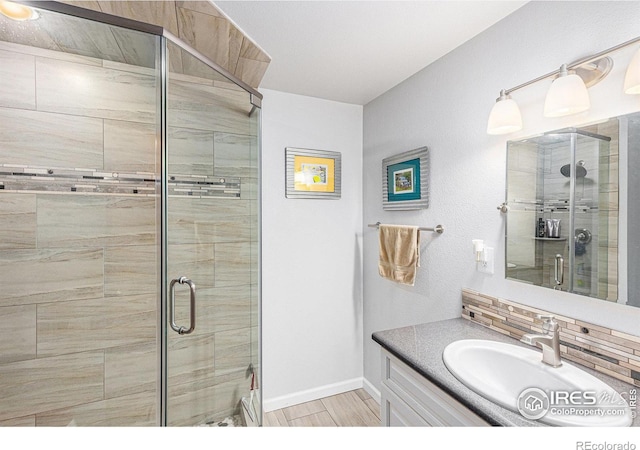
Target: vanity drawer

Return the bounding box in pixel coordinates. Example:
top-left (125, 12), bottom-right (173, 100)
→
top-left (381, 349), bottom-right (489, 426)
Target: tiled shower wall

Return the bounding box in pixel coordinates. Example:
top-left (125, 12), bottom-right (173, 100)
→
top-left (0, 38), bottom-right (160, 426)
top-left (0, 36), bottom-right (258, 425)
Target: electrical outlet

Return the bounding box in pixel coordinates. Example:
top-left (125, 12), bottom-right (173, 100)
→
top-left (477, 247), bottom-right (494, 274)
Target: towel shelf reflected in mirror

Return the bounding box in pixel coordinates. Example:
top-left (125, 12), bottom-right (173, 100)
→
top-left (504, 111), bottom-right (640, 308)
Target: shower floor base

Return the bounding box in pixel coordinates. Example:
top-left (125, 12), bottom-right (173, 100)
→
top-left (198, 415), bottom-right (242, 427)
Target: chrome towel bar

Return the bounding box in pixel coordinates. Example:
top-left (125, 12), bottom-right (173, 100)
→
top-left (368, 222), bottom-right (444, 234)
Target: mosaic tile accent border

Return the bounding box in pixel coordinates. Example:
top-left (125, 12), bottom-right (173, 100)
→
top-left (168, 175), bottom-right (241, 198)
top-left (0, 165), bottom-right (240, 198)
top-left (462, 288), bottom-right (640, 387)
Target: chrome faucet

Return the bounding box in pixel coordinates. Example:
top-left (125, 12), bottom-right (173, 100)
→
top-left (520, 314), bottom-right (562, 367)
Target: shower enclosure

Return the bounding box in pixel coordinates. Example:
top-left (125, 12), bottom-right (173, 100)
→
top-left (506, 122), bottom-right (617, 301)
top-left (0, 3), bottom-right (261, 426)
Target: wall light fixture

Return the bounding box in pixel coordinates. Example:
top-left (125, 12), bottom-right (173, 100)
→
top-left (0, 1), bottom-right (39, 21)
top-left (487, 35), bottom-right (640, 135)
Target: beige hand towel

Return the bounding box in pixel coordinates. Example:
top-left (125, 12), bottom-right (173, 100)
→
top-left (378, 224), bottom-right (420, 286)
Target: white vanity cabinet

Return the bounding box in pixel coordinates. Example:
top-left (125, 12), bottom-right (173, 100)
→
top-left (380, 349), bottom-right (490, 426)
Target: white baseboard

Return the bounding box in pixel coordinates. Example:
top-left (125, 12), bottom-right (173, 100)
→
top-left (362, 376), bottom-right (380, 404)
top-left (263, 377), bottom-right (364, 412)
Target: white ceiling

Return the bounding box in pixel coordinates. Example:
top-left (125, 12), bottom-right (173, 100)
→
top-left (214, 1), bottom-right (529, 105)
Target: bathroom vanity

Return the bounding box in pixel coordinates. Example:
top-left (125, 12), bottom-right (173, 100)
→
top-left (372, 318), bottom-right (639, 427)
top-left (379, 347), bottom-right (490, 426)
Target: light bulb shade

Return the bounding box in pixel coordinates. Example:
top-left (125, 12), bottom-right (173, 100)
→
top-left (487, 96), bottom-right (522, 135)
top-left (0, 1), bottom-right (38, 20)
top-left (543, 72), bottom-right (590, 117)
top-left (624, 48), bottom-right (640, 94)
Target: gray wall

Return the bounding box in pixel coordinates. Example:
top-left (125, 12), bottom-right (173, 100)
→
top-left (363, 1), bottom-right (640, 393)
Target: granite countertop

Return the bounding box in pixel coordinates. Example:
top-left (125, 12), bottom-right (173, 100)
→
top-left (372, 318), bottom-right (639, 427)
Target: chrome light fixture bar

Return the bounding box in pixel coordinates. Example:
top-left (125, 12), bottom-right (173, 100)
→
top-left (487, 34), bottom-right (640, 135)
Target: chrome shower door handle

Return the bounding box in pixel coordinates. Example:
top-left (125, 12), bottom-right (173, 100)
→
top-left (169, 276), bottom-right (196, 335)
top-left (554, 254), bottom-right (564, 287)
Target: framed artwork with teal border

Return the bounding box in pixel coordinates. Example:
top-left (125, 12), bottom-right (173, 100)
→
top-left (382, 146), bottom-right (429, 210)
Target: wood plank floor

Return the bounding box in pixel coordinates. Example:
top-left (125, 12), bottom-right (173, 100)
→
top-left (263, 389), bottom-right (381, 427)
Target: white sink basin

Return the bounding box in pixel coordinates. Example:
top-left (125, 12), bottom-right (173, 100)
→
top-left (443, 339), bottom-right (633, 426)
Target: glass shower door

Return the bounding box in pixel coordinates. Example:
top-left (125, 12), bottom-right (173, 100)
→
top-left (573, 131), bottom-right (612, 298)
top-left (163, 39), bottom-right (261, 426)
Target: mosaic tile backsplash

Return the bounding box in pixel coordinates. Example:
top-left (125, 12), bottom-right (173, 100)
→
top-left (462, 288), bottom-right (640, 387)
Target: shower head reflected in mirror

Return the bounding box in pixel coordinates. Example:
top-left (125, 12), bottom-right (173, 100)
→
top-left (560, 160), bottom-right (587, 178)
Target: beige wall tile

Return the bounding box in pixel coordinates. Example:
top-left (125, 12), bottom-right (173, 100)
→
top-left (0, 248), bottom-right (103, 307)
top-left (234, 57), bottom-right (270, 90)
top-left (41, 10), bottom-right (128, 64)
top-left (214, 242), bottom-right (251, 287)
top-left (239, 36), bottom-right (271, 63)
top-left (0, 39), bottom-right (102, 67)
top-left (176, 1), bottom-right (225, 17)
top-left (102, 58), bottom-right (156, 76)
top-left (167, 332), bottom-right (215, 387)
top-left (0, 107), bottom-right (104, 169)
top-left (215, 328), bottom-right (251, 377)
top-left (107, 26), bottom-right (158, 69)
top-left (168, 126), bottom-right (214, 176)
top-left (196, 286), bottom-right (252, 334)
top-left (228, 26), bottom-right (243, 75)
top-left (166, 377), bottom-right (244, 426)
top-left (167, 79), bottom-right (252, 134)
top-left (167, 197), bottom-right (251, 245)
top-left (214, 132), bottom-right (256, 178)
top-left (165, 388), bottom-right (213, 425)
top-left (242, 178), bottom-right (258, 200)
top-left (97, 1), bottom-right (180, 37)
top-left (0, 194), bottom-right (36, 250)
top-left (0, 49), bottom-right (35, 110)
top-left (37, 294), bottom-right (156, 357)
top-left (37, 195), bottom-right (156, 248)
top-left (105, 342), bottom-right (157, 399)
top-left (104, 245), bottom-right (157, 298)
top-left (36, 391), bottom-right (156, 426)
top-left (0, 305), bottom-right (36, 364)
top-left (176, 6), bottom-right (233, 72)
top-left (178, 46), bottom-right (229, 83)
top-left (168, 243), bottom-right (215, 289)
top-left (36, 57), bottom-right (157, 124)
top-left (104, 119), bottom-right (157, 173)
top-left (0, 352), bottom-right (104, 422)
top-left (0, 415), bottom-right (35, 427)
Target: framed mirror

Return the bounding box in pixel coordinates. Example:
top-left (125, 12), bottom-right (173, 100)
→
top-left (505, 111), bottom-right (638, 307)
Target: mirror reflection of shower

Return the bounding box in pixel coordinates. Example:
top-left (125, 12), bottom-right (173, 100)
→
top-left (506, 122), bottom-right (618, 302)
